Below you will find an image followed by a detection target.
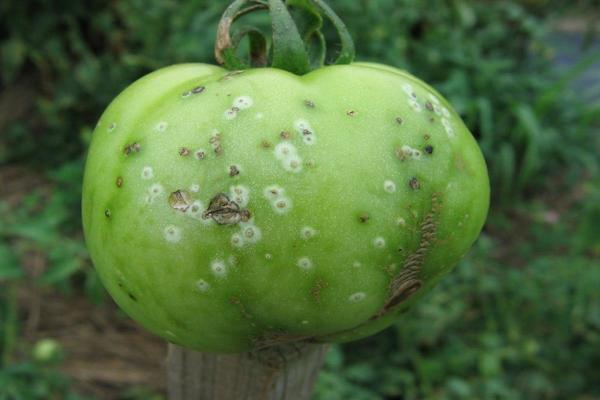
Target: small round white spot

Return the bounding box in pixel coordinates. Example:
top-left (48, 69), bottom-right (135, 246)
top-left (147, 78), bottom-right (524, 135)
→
top-left (231, 233), bottom-right (244, 248)
top-left (148, 183), bottom-right (164, 199)
top-left (408, 99), bottom-right (422, 112)
top-left (190, 184), bottom-right (200, 193)
top-left (428, 93), bottom-right (440, 105)
top-left (442, 107), bottom-right (450, 118)
top-left (397, 217), bottom-right (406, 227)
top-left (230, 185), bottom-right (250, 207)
top-left (373, 237), bottom-right (386, 248)
top-left (272, 197), bottom-right (292, 214)
top-left (164, 225), bottom-right (182, 243)
top-left (265, 253), bottom-right (273, 260)
top-left (384, 180), bottom-right (397, 193)
top-left (348, 292), bottom-right (366, 303)
top-left (156, 121), bottom-right (168, 132)
top-left (233, 95), bottom-right (253, 110)
top-left (185, 201), bottom-right (205, 220)
top-left (302, 134), bottom-right (316, 145)
top-left (352, 261), bottom-right (362, 268)
top-left (263, 185), bottom-right (284, 201)
top-left (196, 279), bottom-right (210, 292)
top-left (255, 112), bottom-right (264, 120)
top-left (274, 142), bottom-right (297, 160)
top-left (224, 108), bottom-right (237, 120)
top-left (402, 83), bottom-right (414, 95)
top-left (297, 257), bottom-right (313, 270)
top-left (211, 259), bottom-right (227, 278)
top-left (283, 155), bottom-right (303, 173)
top-left (294, 119), bottom-right (312, 133)
top-left (301, 320), bottom-right (309, 325)
top-left (300, 226), bottom-right (317, 240)
top-left (141, 166), bottom-right (154, 180)
top-left (241, 223), bottom-right (262, 244)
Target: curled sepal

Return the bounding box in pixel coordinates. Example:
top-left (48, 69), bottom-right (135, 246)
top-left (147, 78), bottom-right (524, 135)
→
top-left (268, 0), bottom-right (311, 75)
top-left (310, 0), bottom-right (355, 65)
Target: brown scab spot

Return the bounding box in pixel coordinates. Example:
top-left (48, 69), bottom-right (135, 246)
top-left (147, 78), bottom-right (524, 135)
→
top-left (424, 145), bottom-right (434, 154)
top-left (310, 278), bottom-right (328, 304)
top-left (346, 110), bottom-right (357, 117)
top-left (424, 134), bottom-right (431, 141)
top-left (209, 132), bottom-right (223, 156)
top-left (191, 85), bottom-right (205, 94)
top-left (179, 147), bottom-right (190, 156)
top-left (116, 177), bottom-right (123, 188)
top-left (359, 214), bottom-right (370, 223)
top-left (261, 140), bottom-right (272, 149)
top-left (219, 70), bottom-right (245, 81)
top-left (123, 142), bottom-right (141, 155)
top-left (202, 193), bottom-right (251, 225)
top-left (229, 165), bottom-right (240, 177)
top-left (409, 177), bottom-right (420, 190)
top-left (302, 129), bottom-right (312, 136)
top-left (396, 117), bottom-right (404, 125)
top-left (280, 131), bottom-right (291, 140)
top-left (304, 100), bottom-right (315, 108)
top-left (169, 190), bottom-right (191, 212)
top-left (425, 101), bottom-right (434, 111)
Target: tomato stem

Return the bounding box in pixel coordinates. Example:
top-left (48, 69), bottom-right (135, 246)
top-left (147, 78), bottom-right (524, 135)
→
top-left (215, 0), bottom-right (355, 74)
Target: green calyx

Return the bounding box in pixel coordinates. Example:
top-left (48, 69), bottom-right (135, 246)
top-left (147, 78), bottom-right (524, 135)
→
top-left (215, 0), bottom-right (355, 75)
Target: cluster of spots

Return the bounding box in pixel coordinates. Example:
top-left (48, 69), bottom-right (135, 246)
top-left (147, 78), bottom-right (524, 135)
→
top-left (229, 185), bottom-right (249, 207)
top-left (402, 83), bottom-right (422, 112)
top-left (141, 166), bottom-right (154, 180)
top-left (426, 93), bottom-right (454, 137)
top-left (297, 257), bottom-right (313, 270)
top-left (348, 292), bottom-right (367, 303)
top-left (144, 183), bottom-right (164, 204)
top-left (263, 185), bottom-right (292, 214)
top-left (294, 119), bottom-right (317, 145)
top-left (224, 96), bottom-right (253, 120)
top-left (395, 145), bottom-right (422, 161)
top-left (155, 121), bottom-right (168, 133)
top-left (209, 130), bottom-right (223, 156)
top-left (274, 142), bottom-right (303, 173)
top-left (379, 192), bottom-right (442, 315)
top-left (384, 180), bottom-right (397, 193)
top-left (210, 259), bottom-right (227, 278)
top-left (195, 279), bottom-right (210, 292)
top-left (230, 220), bottom-right (263, 248)
top-left (123, 142), bottom-right (141, 156)
top-left (300, 226), bottom-right (317, 240)
top-left (181, 85), bottom-right (206, 98)
top-left (373, 236), bottom-right (386, 249)
top-left (164, 225), bottom-right (182, 243)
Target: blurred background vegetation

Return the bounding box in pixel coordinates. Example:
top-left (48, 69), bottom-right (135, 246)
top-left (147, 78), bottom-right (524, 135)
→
top-left (1, 0), bottom-right (600, 399)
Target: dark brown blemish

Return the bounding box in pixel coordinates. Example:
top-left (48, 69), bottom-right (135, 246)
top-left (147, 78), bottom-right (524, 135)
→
top-left (191, 85), bottom-right (205, 94)
top-left (128, 292), bottom-right (138, 302)
top-left (123, 142), bottom-right (141, 156)
top-left (229, 165), bottom-right (240, 177)
top-left (179, 147), bottom-right (190, 156)
top-left (425, 101), bottom-right (434, 112)
top-left (409, 177), bottom-right (420, 190)
top-left (310, 277), bottom-right (328, 304)
top-left (261, 140), bottom-right (272, 149)
top-left (169, 190), bottom-right (191, 212)
top-left (359, 214), bottom-right (370, 223)
top-left (116, 177), bottom-right (123, 188)
top-left (202, 193), bottom-right (251, 225)
top-left (396, 117), bottom-right (404, 125)
top-left (424, 145), bottom-right (434, 154)
top-left (304, 100), bottom-right (315, 108)
top-left (209, 132), bottom-right (223, 156)
top-left (104, 209), bottom-right (111, 218)
top-left (280, 131), bottom-right (291, 140)
top-left (424, 134), bottom-right (431, 141)
top-left (346, 110), bottom-right (357, 117)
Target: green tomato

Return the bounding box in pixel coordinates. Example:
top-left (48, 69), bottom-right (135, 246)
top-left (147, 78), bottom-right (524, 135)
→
top-left (82, 62), bottom-right (489, 353)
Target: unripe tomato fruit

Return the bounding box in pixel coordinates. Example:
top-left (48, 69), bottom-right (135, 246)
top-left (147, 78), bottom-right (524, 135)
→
top-left (82, 62), bottom-right (489, 352)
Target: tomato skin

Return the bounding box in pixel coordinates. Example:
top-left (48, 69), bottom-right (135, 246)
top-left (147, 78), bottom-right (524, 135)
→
top-left (82, 63), bottom-right (489, 352)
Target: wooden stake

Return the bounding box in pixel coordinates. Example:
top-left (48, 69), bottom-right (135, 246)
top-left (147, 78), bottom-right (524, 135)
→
top-left (167, 343), bottom-right (329, 400)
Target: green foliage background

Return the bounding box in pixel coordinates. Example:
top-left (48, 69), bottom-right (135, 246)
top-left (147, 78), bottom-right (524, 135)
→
top-left (1, 0), bottom-right (599, 399)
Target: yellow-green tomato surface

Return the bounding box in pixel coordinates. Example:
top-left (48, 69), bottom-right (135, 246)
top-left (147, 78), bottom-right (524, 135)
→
top-left (82, 63), bottom-right (489, 353)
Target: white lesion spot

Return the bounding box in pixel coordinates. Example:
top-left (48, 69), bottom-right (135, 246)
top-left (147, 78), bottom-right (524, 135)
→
top-left (141, 166), bottom-right (154, 180)
top-left (241, 221), bottom-right (262, 244)
top-left (300, 226), bottom-right (317, 240)
top-left (263, 185), bottom-right (284, 200)
top-left (274, 142), bottom-right (296, 160)
top-left (352, 261), bottom-right (362, 268)
top-left (283, 155), bottom-right (303, 173)
top-left (230, 232), bottom-right (244, 248)
top-left (442, 118), bottom-right (455, 137)
top-left (234, 96), bottom-right (253, 110)
top-left (211, 259), bottom-right (227, 278)
top-left (428, 93), bottom-right (440, 105)
top-left (396, 217), bottom-right (406, 227)
top-left (273, 197), bottom-right (292, 214)
top-left (396, 145), bottom-right (422, 161)
top-left (155, 121), bottom-right (168, 133)
top-left (263, 185), bottom-right (292, 214)
top-left (348, 292), bottom-right (366, 303)
top-left (373, 237), bottom-right (386, 248)
top-left (194, 149), bottom-right (207, 160)
top-left (301, 320), bottom-right (309, 325)
top-left (144, 183), bottom-right (164, 204)
top-left (297, 257), bottom-right (313, 270)
top-left (408, 98), bottom-right (422, 112)
top-left (164, 225), bottom-right (182, 243)
top-left (384, 180), bottom-right (397, 193)
top-left (190, 184), bottom-right (200, 193)
top-left (441, 107), bottom-right (450, 118)
top-left (402, 83), bottom-right (414, 95)
top-left (195, 279), bottom-right (210, 292)
top-left (294, 118), bottom-right (317, 146)
top-left (224, 108), bottom-right (238, 120)
top-left (185, 200), bottom-right (212, 225)
top-left (255, 112), bottom-right (264, 120)
top-left (265, 253), bottom-right (273, 260)
top-left (230, 185), bottom-right (250, 207)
